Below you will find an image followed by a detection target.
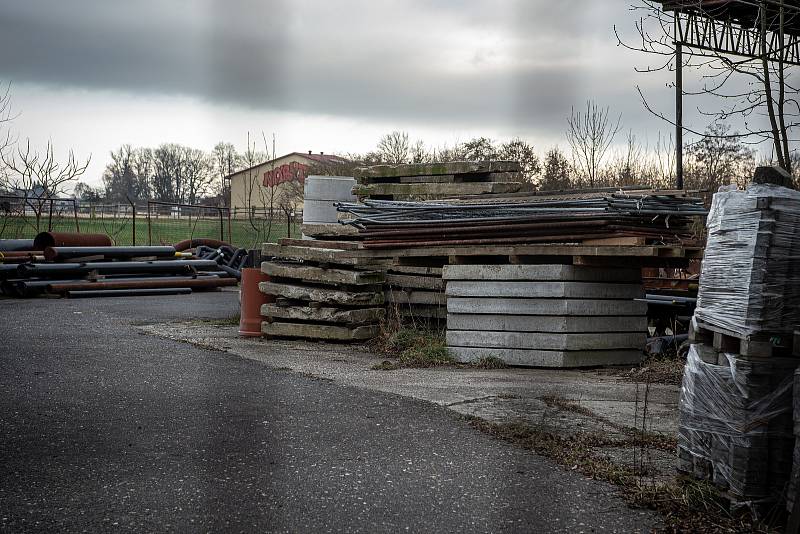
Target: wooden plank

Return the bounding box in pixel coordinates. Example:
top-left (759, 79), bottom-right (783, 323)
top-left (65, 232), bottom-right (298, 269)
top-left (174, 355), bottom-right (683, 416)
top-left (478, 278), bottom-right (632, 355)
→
top-left (445, 281), bottom-right (642, 299)
top-left (262, 321), bottom-right (380, 341)
top-left (448, 347), bottom-right (643, 368)
top-left (261, 261), bottom-right (384, 285)
top-left (278, 238), bottom-right (362, 250)
top-left (446, 330), bottom-right (646, 351)
top-left (261, 304), bottom-right (385, 324)
top-left (442, 264), bottom-right (642, 282)
top-left (447, 297), bottom-right (648, 316)
top-left (581, 236), bottom-right (647, 246)
top-left (259, 281), bottom-right (384, 306)
top-left (385, 273), bottom-right (444, 291)
top-left (353, 182), bottom-right (523, 197)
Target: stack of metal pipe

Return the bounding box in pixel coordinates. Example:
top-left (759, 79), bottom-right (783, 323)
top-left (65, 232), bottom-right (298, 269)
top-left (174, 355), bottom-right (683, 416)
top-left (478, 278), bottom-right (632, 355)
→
top-left (335, 193), bottom-right (708, 249)
top-left (0, 232), bottom-right (244, 298)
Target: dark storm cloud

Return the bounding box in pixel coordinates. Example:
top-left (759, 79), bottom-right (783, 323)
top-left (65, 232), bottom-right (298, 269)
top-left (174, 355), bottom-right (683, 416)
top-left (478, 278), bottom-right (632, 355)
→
top-left (0, 0), bottom-right (652, 135)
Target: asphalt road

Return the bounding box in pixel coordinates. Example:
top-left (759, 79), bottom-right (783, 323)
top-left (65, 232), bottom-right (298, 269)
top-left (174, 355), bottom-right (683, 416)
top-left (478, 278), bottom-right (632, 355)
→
top-left (0, 292), bottom-right (660, 532)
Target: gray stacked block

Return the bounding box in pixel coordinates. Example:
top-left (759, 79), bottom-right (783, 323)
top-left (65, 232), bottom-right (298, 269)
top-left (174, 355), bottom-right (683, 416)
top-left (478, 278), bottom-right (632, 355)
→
top-left (443, 264), bottom-right (646, 368)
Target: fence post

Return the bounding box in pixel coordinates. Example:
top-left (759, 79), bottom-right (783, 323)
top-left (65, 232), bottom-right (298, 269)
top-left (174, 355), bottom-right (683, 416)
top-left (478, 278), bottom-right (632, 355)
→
top-left (127, 196), bottom-right (136, 246)
top-left (227, 207), bottom-right (232, 244)
top-left (73, 199), bottom-right (80, 232)
top-left (147, 201), bottom-right (152, 246)
top-left (218, 208), bottom-right (224, 242)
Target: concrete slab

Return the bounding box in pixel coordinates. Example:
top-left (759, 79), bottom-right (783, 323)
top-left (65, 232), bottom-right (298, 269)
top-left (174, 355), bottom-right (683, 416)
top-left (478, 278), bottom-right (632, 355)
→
top-left (388, 265), bottom-right (443, 276)
top-left (445, 281), bottom-right (643, 299)
top-left (447, 298), bottom-right (648, 316)
top-left (386, 289), bottom-right (446, 306)
top-left (449, 346), bottom-right (644, 368)
top-left (260, 281), bottom-right (384, 306)
top-left (353, 160), bottom-right (521, 179)
top-left (386, 273), bottom-right (444, 291)
top-left (262, 261), bottom-right (384, 286)
top-left (353, 182), bottom-right (523, 197)
top-left (262, 321), bottom-right (380, 341)
top-left (443, 264), bottom-right (642, 282)
top-left (262, 304), bottom-right (385, 324)
top-left (301, 223), bottom-right (360, 239)
top-left (446, 330), bottom-right (646, 351)
top-left (446, 314), bottom-right (648, 333)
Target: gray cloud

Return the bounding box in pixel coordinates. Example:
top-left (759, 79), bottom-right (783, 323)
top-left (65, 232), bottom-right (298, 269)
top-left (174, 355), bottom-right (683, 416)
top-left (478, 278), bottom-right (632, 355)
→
top-left (0, 0), bottom-right (666, 139)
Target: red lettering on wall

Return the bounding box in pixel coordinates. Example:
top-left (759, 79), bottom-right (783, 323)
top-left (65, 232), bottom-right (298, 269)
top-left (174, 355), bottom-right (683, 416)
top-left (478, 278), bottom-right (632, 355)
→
top-left (263, 161), bottom-right (309, 187)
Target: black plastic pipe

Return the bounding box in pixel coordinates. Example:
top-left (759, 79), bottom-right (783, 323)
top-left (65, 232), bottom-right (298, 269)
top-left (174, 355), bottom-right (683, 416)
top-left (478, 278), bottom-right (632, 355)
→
top-left (44, 246), bottom-right (177, 262)
top-left (65, 287), bottom-right (193, 298)
top-left (17, 259), bottom-right (222, 278)
top-left (0, 239), bottom-right (35, 252)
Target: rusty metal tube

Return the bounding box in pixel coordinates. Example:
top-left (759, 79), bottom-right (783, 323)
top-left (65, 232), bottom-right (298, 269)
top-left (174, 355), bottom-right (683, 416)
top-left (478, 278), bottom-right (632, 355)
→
top-left (33, 232), bottom-right (112, 249)
top-left (17, 259), bottom-right (222, 278)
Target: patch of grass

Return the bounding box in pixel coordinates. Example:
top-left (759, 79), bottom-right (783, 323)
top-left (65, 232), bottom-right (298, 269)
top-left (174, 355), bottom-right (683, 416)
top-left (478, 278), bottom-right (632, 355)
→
top-left (372, 327), bottom-right (454, 369)
top-left (471, 355), bottom-right (509, 369)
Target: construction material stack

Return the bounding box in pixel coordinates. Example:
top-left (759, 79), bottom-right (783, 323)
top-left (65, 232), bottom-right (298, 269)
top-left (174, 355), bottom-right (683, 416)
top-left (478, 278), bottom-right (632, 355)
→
top-left (351, 161), bottom-right (528, 201)
top-left (260, 241), bottom-right (386, 341)
top-left (385, 265), bottom-right (446, 325)
top-left (443, 264), bottom-right (647, 367)
top-left (677, 183), bottom-right (800, 516)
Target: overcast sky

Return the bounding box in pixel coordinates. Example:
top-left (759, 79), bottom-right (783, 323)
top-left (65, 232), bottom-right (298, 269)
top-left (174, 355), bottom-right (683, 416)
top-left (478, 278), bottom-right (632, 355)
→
top-left (1, 1), bottom-right (699, 187)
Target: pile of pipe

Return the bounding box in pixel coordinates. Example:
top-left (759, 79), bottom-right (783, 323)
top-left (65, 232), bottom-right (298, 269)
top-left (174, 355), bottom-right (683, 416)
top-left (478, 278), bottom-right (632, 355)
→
top-left (335, 193), bottom-right (708, 249)
top-left (0, 232), bottom-right (243, 299)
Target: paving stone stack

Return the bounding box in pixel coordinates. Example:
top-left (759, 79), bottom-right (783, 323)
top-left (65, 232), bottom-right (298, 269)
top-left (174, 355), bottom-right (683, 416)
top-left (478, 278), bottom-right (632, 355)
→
top-left (384, 265), bottom-right (446, 324)
top-left (442, 264), bottom-right (647, 367)
top-left (260, 242), bottom-right (386, 341)
top-left (678, 344), bottom-right (797, 515)
top-left (352, 160), bottom-right (531, 201)
top-left (786, 369), bottom-right (800, 515)
top-left (678, 182), bottom-right (800, 516)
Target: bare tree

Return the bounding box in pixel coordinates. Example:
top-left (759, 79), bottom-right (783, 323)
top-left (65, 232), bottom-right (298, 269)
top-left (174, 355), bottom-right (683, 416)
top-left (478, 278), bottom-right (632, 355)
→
top-left (182, 147), bottom-right (214, 205)
top-left (566, 100), bottom-right (622, 187)
top-left (618, 1), bottom-right (800, 174)
top-left (684, 122), bottom-right (755, 190)
top-left (377, 131), bottom-right (410, 163)
top-left (1, 139), bottom-right (90, 231)
top-left (212, 142), bottom-right (241, 206)
top-left (0, 82), bottom-right (14, 187)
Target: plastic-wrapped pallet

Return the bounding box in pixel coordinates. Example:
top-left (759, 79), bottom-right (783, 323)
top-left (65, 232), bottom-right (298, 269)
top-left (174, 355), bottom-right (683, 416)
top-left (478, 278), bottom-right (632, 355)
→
top-left (694, 184), bottom-right (800, 336)
top-left (678, 344), bottom-right (798, 514)
top-left (787, 369), bottom-right (800, 513)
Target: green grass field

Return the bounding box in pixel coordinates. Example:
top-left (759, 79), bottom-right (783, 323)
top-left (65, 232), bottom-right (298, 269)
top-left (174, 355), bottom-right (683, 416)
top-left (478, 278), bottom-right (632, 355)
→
top-left (0, 215), bottom-right (300, 249)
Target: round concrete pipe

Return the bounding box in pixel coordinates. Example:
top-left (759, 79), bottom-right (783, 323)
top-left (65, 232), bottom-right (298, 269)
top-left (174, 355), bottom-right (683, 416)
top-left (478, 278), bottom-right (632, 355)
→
top-left (33, 232), bottom-right (112, 249)
top-left (239, 267), bottom-right (272, 337)
top-left (43, 246), bottom-right (177, 262)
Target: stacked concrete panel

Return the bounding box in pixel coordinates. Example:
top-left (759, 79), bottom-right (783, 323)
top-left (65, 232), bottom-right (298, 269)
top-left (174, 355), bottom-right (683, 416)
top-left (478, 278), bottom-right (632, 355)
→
top-left (384, 265), bottom-right (446, 323)
top-left (260, 242), bottom-right (385, 341)
top-left (678, 345), bottom-right (797, 515)
top-left (443, 264), bottom-right (647, 368)
top-left (352, 160), bottom-right (531, 201)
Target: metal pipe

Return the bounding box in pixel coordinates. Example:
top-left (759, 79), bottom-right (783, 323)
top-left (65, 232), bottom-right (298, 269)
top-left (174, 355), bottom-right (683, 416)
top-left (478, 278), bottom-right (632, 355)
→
top-left (17, 259), bottom-right (222, 278)
top-left (0, 239), bottom-right (36, 252)
top-left (43, 246), bottom-right (177, 262)
top-left (33, 232), bottom-right (112, 249)
top-left (47, 277), bottom-right (237, 293)
top-left (65, 288), bottom-right (193, 298)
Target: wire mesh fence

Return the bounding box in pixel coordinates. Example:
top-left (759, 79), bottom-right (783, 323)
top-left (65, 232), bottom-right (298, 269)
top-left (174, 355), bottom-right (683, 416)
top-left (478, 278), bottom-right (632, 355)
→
top-left (0, 195), bottom-right (79, 239)
top-left (1, 197), bottom-right (301, 247)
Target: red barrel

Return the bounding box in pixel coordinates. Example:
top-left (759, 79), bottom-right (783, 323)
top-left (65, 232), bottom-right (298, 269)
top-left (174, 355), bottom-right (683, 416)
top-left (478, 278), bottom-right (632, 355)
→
top-left (239, 268), bottom-right (272, 337)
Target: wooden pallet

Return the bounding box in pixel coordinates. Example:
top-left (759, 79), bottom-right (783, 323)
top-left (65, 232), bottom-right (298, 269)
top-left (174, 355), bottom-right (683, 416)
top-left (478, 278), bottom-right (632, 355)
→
top-left (690, 319), bottom-right (795, 358)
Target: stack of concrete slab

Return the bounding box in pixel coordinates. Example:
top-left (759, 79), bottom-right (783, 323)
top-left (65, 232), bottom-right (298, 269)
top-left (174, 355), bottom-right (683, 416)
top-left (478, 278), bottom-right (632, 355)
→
top-left (260, 241), bottom-right (386, 341)
top-left (678, 344), bottom-right (797, 515)
top-left (384, 265), bottom-right (446, 323)
top-left (443, 264), bottom-right (647, 367)
top-left (352, 160), bottom-right (531, 201)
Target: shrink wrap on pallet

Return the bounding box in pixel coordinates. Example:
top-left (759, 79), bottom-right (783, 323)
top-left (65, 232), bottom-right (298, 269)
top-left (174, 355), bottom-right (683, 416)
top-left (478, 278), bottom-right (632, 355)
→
top-left (694, 184), bottom-right (800, 337)
top-left (678, 345), bottom-right (797, 509)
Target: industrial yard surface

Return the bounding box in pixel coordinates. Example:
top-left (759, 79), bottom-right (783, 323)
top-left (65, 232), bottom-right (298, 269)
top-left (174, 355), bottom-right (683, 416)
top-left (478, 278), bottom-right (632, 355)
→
top-left (0, 291), bottom-right (662, 532)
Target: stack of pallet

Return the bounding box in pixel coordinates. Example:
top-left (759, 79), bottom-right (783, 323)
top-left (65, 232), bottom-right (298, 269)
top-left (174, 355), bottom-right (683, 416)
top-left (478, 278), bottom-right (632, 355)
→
top-left (260, 240), bottom-right (386, 341)
top-left (678, 182), bottom-right (800, 515)
top-left (442, 264), bottom-right (647, 367)
top-left (384, 265), bottom-right (446, 324)
top-left (352, 160), bottom-right (530, 201)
